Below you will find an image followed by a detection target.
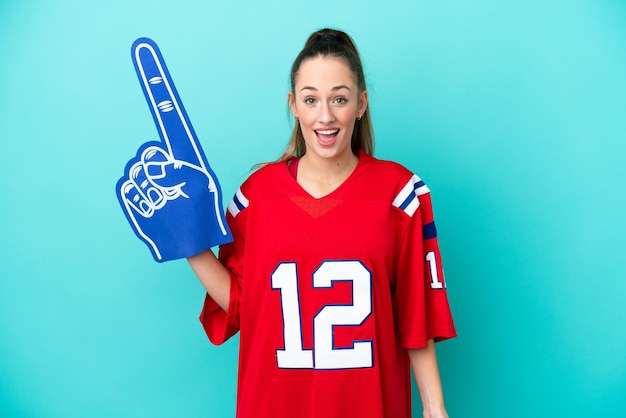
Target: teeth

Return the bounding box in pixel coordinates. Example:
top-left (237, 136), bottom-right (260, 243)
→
top-left (317, 129), bottom-right (339, 135)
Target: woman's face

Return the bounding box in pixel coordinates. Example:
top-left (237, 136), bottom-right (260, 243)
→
top-left (289, 56), bottom-right (368, 163)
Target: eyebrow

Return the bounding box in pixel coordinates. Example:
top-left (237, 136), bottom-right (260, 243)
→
top-left (299, 85), bottom-right (352, 92)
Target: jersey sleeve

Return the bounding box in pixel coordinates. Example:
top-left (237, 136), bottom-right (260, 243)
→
top-left (199, 187), bottom-right (249, 345)
top-left (392, 176), bottom-right (456, 349)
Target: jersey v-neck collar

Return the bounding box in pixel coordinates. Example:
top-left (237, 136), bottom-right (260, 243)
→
top-left (282, 152), bottom-right (371, 201)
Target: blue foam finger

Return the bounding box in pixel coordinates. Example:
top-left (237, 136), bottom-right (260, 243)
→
top-left (116, 38), bottom-right (233, 262)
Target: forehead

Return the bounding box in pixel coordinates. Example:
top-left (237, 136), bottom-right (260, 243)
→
top-left (294, 56), bottom-right (357, 89)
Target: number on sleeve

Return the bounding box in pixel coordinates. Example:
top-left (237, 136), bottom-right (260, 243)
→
top-left (426, 251), bottom-right (445, 289)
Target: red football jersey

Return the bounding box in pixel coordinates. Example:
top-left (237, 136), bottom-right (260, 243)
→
top-left (200, 152), bottom-right (456, 418)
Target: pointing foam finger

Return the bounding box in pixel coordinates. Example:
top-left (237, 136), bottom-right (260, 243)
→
top-left (132, 38), bottom-right (203, 167)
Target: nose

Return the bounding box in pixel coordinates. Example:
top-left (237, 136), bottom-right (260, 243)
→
top-left (319, 102), bottom-right (336, 123)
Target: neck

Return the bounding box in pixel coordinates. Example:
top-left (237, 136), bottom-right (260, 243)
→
top-left (300, 150), bottom-right (358, 179)
top-left (297, 151), bottom-right (359, 198)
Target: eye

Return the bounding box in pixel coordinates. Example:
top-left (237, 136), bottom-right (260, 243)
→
top-left (304, 97), bottom-right (316, 105)
top-left (333, 97), bottom-right (348, 105)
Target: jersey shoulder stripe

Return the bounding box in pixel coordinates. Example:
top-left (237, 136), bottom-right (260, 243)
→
top-left (392, 174), bottom-right (430, 217)
top-left (227, 187), bottom-right (249, 218)
top-left (226, 161), bottom-right (285, 218)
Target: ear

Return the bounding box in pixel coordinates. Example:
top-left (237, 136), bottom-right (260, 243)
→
top-left (288, 91), bottom-right (298, 118)
top-left (358, 90), bottom-right (369, 118)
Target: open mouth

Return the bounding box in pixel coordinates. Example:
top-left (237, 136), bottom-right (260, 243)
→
top-left (315, 129), bottom-right (339, 146)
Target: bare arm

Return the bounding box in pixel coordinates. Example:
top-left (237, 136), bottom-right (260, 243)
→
top-left (408, 339), bottom-right (449, 418)
top-left (187, 249), bottom-right (231, 312)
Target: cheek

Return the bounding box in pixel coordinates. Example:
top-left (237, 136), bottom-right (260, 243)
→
top-left (298, 112), bottom-right (317, 129)
top-left (337, 107), bottom-right (358, 124)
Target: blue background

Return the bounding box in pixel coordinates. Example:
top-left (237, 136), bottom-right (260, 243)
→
top-left (1, 1), bottom-right (624, 417)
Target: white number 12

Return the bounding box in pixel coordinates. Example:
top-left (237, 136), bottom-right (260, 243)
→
top-left (271, 260), bottom-right (373, 370)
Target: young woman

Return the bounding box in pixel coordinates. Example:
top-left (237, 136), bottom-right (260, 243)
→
top-left (188, 28), bottom-right (456, 418)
